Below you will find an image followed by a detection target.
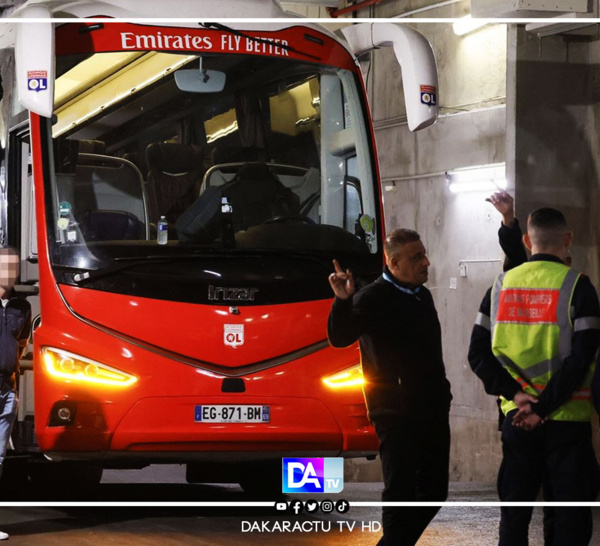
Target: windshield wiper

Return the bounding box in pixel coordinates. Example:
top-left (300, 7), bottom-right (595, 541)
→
top-left (201, 22), bottom-right (321, 61)
top-left (59, 248), bottom-right (338, 285)
top-left (236, 248), bottom-right (334, 269)
top-left (59, 258), bottom-right (174, 284)
top-left (61, 251), bottom-right (232, 284)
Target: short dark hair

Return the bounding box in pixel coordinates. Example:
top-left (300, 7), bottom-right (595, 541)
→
top-left (385, 228), bottom-right (421, 258)
top-left (527, 208), bottom-right (568, 249)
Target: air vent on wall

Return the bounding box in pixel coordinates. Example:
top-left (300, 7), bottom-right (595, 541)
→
top-left (471, 0), bottom-right (590, 18)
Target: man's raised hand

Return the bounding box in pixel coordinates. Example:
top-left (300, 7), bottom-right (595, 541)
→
top-left (329, 259), bottom-right (355, 300)
top-left (486, 191), bottom-right (515, 227)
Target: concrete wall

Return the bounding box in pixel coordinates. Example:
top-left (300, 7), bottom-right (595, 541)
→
top-left (366, 23), bottom-right (508, 482)
top-left (508, 25), bottom-right (600, 452)
top-left (510, 27), bottom-right (600, 283)
top-left (365, 21), bottom-right (600, 482)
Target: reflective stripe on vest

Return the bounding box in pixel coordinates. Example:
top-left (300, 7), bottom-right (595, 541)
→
top-left (490, 261), bottom-right (594, 422)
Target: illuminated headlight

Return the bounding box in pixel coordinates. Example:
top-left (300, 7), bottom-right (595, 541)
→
top-left (42, 347), bottom-right (138, 387)
top-left (322, 364), bottom-right (364, 389)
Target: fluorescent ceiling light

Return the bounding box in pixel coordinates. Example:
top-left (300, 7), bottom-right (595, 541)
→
top-left (453, 15), bottom-right (487, 36)
top-left (447, 163), bottom-right (506, 193)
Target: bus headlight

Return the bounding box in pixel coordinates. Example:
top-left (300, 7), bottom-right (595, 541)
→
top-left (322, 364), bottom-right (364, 389)
top-left (42, 348), bottom-right (138, 387)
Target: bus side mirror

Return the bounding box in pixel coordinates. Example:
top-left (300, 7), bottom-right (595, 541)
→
top-left (342, 23), bottom-right (439, 132)
top-left (15, 5), bottom-right (55, 118)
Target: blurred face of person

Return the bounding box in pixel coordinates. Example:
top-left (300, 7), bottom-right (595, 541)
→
top-left (387, 240), bottom-right (430, 287)
top-left (0, 250), bottom-right (19, 291)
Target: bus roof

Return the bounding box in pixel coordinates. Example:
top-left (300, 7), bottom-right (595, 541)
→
top-left (0, 0), bottom-right (345, 53)
top-left (12, 0), bottom-right (292, 19)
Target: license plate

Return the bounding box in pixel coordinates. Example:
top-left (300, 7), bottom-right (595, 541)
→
top-left (194, 405), bottom-right (270, 423)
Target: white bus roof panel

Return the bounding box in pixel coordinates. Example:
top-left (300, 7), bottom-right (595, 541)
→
top-left (13, 0), bottom-right (291, 19)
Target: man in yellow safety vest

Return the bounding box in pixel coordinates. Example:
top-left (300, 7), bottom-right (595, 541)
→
top-left (468, 207), bottom-right (600, 546)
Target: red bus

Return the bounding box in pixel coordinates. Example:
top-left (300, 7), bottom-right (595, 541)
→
top-left (0, 0), bottom-right (439, 493)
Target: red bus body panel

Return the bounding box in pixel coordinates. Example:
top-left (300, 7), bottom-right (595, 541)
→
top-left (34, 286), bottom-right (374, 457)
top-left (59, 285), bottom-right (331, 366)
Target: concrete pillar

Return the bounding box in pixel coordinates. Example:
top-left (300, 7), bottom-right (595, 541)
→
top-left (512, 26), bottom-right (599, 282)
top-left (368, 23), bottom-right (508, 482)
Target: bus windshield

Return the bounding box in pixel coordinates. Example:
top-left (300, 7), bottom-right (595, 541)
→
top-left (44, 48), bottom-right (380, 298)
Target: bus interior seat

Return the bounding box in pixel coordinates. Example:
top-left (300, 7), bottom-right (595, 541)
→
top-left (221, 162), bottom-right (300, 231)
top-left (202, 147), bottom-right (267, 190)
top-left (54, 139), bottom-right (105, 174)
top-left (201, 163), bottom-right (238, 190)
top-left (210, 146), bottom-right (266, 166)
top-left (79, 210), bottom-right (145, 241)
top-left (74, 154), bottom-right (147, 234)
top-left (175, 185), bottom-right (223, 243)
top-left (176, 162), bottom-right (301, 242)
top-left (78, 140), bottom-right (106, 154)
top-left (123, 151), bottom-right (148, 179)
top-left (54, 139), bottom-right (148, 241)
top-left (145, 142), bottom-right (204, 226)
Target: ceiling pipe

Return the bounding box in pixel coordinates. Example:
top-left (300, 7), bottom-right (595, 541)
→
top-left (327, 0), bottom-right (389, 18)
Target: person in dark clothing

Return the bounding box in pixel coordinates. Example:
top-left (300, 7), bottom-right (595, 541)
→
top-left (0, 247), bottom-right (31, 541)
top-left (468, 208), bottom-right (600, 546)
top-left (328, 228), bottom-right (452, 546)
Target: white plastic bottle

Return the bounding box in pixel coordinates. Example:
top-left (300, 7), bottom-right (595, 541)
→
top-left (157, 216), bottom-right (168, 245)
top-left (221, 197), bottom-right (235, 248)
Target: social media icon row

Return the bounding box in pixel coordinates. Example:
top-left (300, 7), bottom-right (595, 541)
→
top-left (274, 499), bottom-right (350, 515)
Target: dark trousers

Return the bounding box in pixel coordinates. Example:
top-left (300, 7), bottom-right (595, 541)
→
top-left (375, 417), bottom-right (450, 546)
top-left (498, 411), bottom-right (599, 546)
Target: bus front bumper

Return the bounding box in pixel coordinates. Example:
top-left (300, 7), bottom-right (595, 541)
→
top-left (38, 395), bottom-right (378, 461)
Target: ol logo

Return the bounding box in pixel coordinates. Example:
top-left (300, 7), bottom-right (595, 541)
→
top-left (27, 70), bottom-right (48, 93)
top-left (419, 84), bottom-right (437, 106)
top-left (282, 457), bottom-right (344, 493)
top-left (224, 324), bottom-right (244, 348)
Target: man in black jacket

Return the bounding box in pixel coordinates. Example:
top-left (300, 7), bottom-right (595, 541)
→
top-left (328, 228), bottom-right (452, 546)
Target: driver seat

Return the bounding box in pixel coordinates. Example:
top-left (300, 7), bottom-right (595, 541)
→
top-left (145, 143), bottom-right (204, 226)
top-left (221, 163), bottom-right (300, 231)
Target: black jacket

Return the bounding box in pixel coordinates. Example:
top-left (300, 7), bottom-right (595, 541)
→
top-left (328, 267), bottom-right (452, 427)
top-left (498, 218), bottom-right (527, 271)
top-left (0, 290), bottom-right (32, 389)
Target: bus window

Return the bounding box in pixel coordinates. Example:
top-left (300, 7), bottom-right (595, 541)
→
top-left (44, 51), bottom-right (379, 294)
top-left (205, 108), bottom-right (238, 144)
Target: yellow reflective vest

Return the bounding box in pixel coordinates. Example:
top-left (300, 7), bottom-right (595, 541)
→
top-left (490, 261), bottom-right (593, 422)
